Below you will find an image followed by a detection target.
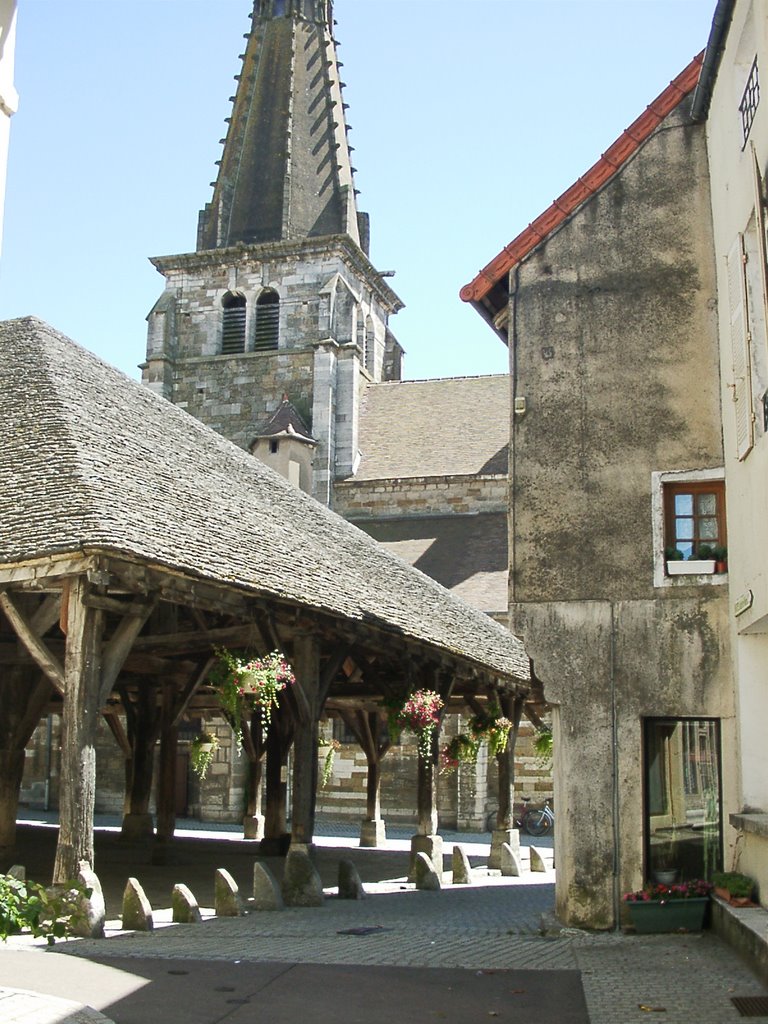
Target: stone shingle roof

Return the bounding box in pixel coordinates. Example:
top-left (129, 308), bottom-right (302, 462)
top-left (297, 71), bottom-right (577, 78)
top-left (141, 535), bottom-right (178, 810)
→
top-left (0, 318), bottom-right (528, 685)
top-left (355, 513), bottom-right (508, 617)
top-left (355, 376), bottom-right (509, 481)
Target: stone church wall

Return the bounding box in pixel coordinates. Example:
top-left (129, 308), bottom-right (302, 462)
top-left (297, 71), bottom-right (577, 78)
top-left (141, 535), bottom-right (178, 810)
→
top-left (334, 473), bottom-right (507, 519)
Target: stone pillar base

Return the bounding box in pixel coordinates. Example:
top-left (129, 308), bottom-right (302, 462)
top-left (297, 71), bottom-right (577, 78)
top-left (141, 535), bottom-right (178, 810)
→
top-left (359, 818), bottom-right (386, 847)
top-left (120, 813), bottom-right (155, 843)
top-left (243, 814), bottom-right (265, 841)
top-left (489, 828), bottom-right (520, 869)
top-left (259, 833), bottom-right (292, 857)
top-left (408, 833), bottom-right (444, 881)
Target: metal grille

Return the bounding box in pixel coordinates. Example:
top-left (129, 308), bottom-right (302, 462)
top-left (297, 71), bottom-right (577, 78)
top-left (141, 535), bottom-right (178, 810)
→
top-left (731, 995), bottom-right (768, 1017)
top-left (740, 57), bottom-right (760, 149)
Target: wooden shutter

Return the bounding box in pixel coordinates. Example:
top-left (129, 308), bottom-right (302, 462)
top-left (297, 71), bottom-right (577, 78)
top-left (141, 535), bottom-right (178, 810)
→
top-left (726, 233), bottom-right (754, 460)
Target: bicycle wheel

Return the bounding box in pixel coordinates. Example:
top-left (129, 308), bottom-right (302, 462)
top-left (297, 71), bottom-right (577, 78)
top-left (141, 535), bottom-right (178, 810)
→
top-left (524, 809), bottom-right (552, 837)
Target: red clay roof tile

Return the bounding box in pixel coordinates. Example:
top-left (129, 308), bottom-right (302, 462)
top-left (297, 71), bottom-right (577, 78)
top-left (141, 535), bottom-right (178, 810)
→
top-left (460, 53), bottom-right (704, 305)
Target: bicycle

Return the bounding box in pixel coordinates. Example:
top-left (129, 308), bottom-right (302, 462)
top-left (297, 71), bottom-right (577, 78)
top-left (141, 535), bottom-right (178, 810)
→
top-left (516, 797), bottom-right (554, 837)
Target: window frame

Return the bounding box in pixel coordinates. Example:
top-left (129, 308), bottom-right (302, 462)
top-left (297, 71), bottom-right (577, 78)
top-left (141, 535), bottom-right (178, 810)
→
top-left (651, 469), bottom-right (727, 588)
top-left (663, 480), bottom-right (727, 562)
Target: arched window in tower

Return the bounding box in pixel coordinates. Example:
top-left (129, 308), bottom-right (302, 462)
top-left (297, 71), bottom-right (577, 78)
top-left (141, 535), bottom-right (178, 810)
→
top-left (254, 290), bottom-right (280, 351)
top-left (221, 292), bottom-right (246, 354)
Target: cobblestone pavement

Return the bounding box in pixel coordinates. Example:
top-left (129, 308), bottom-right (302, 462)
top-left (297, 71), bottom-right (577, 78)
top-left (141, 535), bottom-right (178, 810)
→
top-left (3, 817), bottom-right (768, 1023)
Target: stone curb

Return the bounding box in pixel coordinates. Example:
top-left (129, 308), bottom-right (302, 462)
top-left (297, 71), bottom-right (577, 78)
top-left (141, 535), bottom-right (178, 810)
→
top-left (0, 987), bottom-right (116, 1024)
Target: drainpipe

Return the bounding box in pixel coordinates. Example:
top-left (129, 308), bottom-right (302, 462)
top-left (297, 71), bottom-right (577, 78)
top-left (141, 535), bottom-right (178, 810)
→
top-left (690, 0), bottom-right (735, 122)
top-left (610, 603), bottom-right (621, 930)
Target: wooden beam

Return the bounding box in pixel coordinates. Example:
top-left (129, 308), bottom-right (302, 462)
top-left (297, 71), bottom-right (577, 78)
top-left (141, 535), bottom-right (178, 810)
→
top-left (0, 554), bottom-right (96, 585)
top-left (99, 598), bottom-right (157, 705)
top-left (0, 592), bottom-right (65, 694)
top-left (103, 709), bottom-right (132, 758)
top-left (130, 622), bottom-right (265, 655)
top-left (170, 657), bottom-right (215, 729)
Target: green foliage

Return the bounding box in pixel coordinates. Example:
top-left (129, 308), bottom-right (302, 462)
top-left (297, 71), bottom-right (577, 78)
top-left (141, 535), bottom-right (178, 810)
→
top-left (469, 702), bottom-right (513, 758)
top-left (320, 739), bottom-right (340, 788)
top-left (210, 648), bottom-right (295, 745)
top-left (691, 544), bottom-right (714, 560)
top-left (440, 732), bottom-right (480, 774)
top-left (189, 732), bottom-right (218, 780)
top-left (0, 874), bottom-right (90, 945)
top-left (711, 871), bottom-right (754, 898)
top-left (533, 726), bottom-right (553, 768)
top-left (665, 547), bottom-right (684, 561)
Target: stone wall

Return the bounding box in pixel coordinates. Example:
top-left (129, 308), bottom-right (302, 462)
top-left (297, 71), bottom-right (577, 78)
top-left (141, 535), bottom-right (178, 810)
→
top-left (334, 474), bottom-right (507, 519)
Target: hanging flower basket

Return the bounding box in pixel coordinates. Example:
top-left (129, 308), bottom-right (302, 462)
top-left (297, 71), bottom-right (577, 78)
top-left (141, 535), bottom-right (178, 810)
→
top-left (469, 702), bottom-right (514, 758)
top-left (211, 648), bottom-right (295, 744)
top-left (391, 690), bottom-right (444, 761)
top-left (440, 733), bottom-right (480, 774)
top-left (189, 732), bottom-right (218, 780)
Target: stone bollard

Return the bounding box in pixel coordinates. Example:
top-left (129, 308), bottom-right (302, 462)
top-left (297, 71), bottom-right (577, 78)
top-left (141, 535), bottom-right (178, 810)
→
top-left (337, 859), bottom-right (365, 900)
top-left (7, 865), bottom-right (25, 881)
top-left (73, 861), bottom-right (105, 939)
top-left (252, 862), bottom-right (284, 911)
top-left (500, 843), bottom-right (521, 877)
top-left (122, 877), bottom-right (154, 931)
top-left (452, 845), bottom-right (474, 885)
top-left (529, 846), bottom-right (547, 873)
top-left (408, 834), bottom-right (443, 882)
top-left (281, 848), bottom-right (324, 907)
top-left (215, 868), bottom-right (243, 917)
top-left (489, 828), bottom-right (520, 870)
top-left (172, 883), bottom-right (202, 923)
top-left (414, 851), bottom-right (441, 891)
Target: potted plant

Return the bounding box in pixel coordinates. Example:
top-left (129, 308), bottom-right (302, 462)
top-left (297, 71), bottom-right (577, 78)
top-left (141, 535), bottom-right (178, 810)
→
top-left (623, 879), bottom-right (713, 933)
top-left (712, 545), bottom-right (728, 574)
top-left (468, 702), bottom-right (514, 757)
top-left (190, 731), bottom-right (218, 780)
top-left (711, 871), bottom-right (757, 907)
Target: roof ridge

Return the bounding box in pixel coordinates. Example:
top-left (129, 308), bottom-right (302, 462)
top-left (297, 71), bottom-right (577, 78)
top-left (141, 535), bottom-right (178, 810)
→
top-left (366, 373), bottom-right (509, 387)
top-left (460, 52), bottom-right (704, 305)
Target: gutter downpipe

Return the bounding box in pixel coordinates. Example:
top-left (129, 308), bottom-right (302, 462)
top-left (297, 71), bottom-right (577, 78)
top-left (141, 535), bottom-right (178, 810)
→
top-left (610, 602), bottom-right (621, 930)
top-left (691, 0), bottom-right (736, 122)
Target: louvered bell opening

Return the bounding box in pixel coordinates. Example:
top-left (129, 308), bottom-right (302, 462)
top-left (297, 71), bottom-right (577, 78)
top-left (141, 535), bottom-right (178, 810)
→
top-left (254, 292), bottom-right (279, 351)
top-left (221, 294), bottom-right (246, 354)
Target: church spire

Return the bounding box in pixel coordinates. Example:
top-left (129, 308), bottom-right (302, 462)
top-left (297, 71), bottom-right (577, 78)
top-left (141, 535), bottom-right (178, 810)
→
top-left (197, 0), bottom-right (363, 251)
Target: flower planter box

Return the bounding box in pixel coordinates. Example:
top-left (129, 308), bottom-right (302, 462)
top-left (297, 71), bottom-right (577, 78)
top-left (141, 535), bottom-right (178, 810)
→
top-left (666, 560), bottom-right (716, 576)
top-left (626, 898), bottom-right (709, 934)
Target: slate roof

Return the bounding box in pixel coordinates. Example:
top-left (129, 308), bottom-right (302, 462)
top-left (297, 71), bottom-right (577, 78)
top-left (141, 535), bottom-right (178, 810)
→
top-left (252, 397), bottom-right (316, 443)
top-left (460, 53), bottom-right (704, 334)
top-left (355, 513), bottom-right (508, 616)
top-left (354, 376), bottom-right (509, 481)
top-left (0, 318), bottom-right (528, 685)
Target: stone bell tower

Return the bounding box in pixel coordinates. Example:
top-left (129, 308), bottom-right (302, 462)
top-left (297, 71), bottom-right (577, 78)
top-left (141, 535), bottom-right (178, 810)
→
top-left (142, 0), bottom-right (404, 505)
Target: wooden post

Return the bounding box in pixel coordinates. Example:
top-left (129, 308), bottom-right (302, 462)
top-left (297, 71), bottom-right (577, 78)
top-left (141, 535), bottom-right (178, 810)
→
top-left (261, 702), bottom-right (293, 854)
top-left (338, 709), bottom-right (391, 847)
top-left (154, 682), bottom-right (179, 855)
top-left (242, 711), bottom-right (265, 840)
top-left (290, 634), bottom-right (321, 849)
top-left (496, 693), bottom-right (525, 828)
top-left (416, 730), bottom-right (439, 836)
top-left (53, 576), bottom-right (103, 884)
top-left (0, 748), bottom-right (26, 852)
top-left (119, 683), bottom-right (161, 841)
top-left (488, 692), bottom-right (525, 869)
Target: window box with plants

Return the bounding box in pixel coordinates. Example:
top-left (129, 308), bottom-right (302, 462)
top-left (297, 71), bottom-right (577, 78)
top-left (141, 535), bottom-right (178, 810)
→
top-left (666, 546), bottom-right (718, 576)
top-left (623, 879), bottom-right (713, 933)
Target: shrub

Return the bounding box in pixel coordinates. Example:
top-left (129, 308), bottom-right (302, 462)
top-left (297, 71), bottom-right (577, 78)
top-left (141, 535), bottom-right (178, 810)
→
top-left (0, 873), bottom-right (90, 945)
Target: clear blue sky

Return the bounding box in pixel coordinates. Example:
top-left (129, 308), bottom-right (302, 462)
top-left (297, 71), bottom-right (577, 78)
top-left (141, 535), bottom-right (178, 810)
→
top-left (0, 0), bottom-right (715, 382)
